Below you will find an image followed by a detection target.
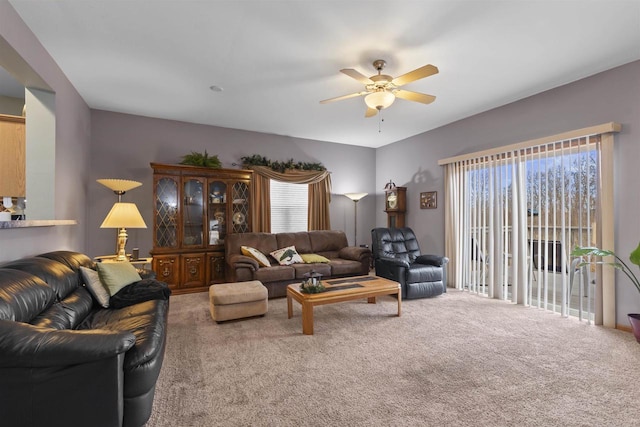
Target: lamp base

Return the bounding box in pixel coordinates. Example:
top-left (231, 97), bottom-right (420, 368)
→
top-left (115, 227), bottom-right (128, 261)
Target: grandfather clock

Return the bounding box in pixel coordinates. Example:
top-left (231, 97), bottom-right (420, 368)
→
top-left (384, 186), bottom-right (406, 228)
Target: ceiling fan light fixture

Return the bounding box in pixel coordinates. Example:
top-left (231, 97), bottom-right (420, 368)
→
top-left (364, 91), bottom-right (395, 110)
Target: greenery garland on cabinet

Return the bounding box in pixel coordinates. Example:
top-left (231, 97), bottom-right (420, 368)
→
top-left (241, 154), bottom-right (326, 173)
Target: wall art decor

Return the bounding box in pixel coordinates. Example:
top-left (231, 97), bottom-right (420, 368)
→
top-left (420, 191), bottom-right (437, 209)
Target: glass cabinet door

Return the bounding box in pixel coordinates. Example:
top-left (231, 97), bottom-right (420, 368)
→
top-left (154, 177), bottom-right (178, 248)
top-left (231, 181), bottom-right (250, 233)
top-left (207, 180), bottom-right (227, 245)
top-left (183, 178), bottom-right (204, 247)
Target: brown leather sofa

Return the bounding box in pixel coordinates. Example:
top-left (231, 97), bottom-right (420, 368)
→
top-left (225, 230), bottom-right (372, 298)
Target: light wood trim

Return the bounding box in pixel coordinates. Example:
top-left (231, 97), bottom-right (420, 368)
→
top-left (0, 114), bottom-right (26, 197)
top-left (599, 132), bottom-right (616, 328)
top-left (438, 122), bottom-right (621, 165)
top-left (0, 114), bottom-right (26, 123)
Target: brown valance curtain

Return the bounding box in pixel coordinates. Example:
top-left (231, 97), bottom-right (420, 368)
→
top-left (248, 166), bottom-right (332, 232)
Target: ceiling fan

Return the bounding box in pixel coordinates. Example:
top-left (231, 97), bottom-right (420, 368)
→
top-left (320, 59), bottom-right (438, 118)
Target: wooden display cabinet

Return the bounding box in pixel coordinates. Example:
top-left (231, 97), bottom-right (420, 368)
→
top-left (150, 163), bottom-right (252, 294)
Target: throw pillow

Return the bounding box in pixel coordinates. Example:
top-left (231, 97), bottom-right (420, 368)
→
top-left (270, 246), bottom-right (304, 266)
top-left (300, 253), bottom-right (331, 264)
top-left (96, 262), bottom-right (142, 296)
top-left (241, 245), bottom-right (271, 267)
top-left (80, 266), bottom-right (110, 308)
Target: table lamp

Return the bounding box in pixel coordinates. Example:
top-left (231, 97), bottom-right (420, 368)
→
top-left (100, 202), bottom-right (147, 261)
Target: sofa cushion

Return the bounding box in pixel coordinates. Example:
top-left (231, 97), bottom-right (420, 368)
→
top-left (226, 232), bottom-right (278, 261)
top-left (240, 246), bottom-right (271, 268)
top-left (292, 263), bottom-right (332, 279)
top-left (270, 246), bottom-right (304, 266)
top-left (255, 265), bottom-right (295, 283)
top-left (78, 299), bottom-right (168, 372)
top-left (0, 270), bottom-right (56, 322)
top-left (1, 257), bottom-right (78, 301)
top-left (309, 230), bottom-right (349, 253)
top-left (80, 267), bottom-right (110, 308)
top-left (276, 232), bottom-right (313, 254)
top-left (329, 259), bottom-right (365, 276)
top-left (38, 251), bottom-right (96, 273)
top-left (30, 302), bottom-right (72, 329)
top-left (96, 262), bottom-right (142, 296)
top-left (60, 287), bottom-right (95, 329)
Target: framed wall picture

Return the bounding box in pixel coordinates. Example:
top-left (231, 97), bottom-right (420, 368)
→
top-left (420, 191), bottom-right (437, 209)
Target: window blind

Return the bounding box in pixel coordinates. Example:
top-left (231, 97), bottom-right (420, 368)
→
top-left (441, 123), bottom-right (620, 325)
top-left (270, 180), bottom-right (308, 233)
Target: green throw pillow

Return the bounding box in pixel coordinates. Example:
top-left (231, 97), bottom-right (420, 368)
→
top-left (300, 253), bottom-right (331, 264)
top-left (96, 262), bottom-right (142, 296)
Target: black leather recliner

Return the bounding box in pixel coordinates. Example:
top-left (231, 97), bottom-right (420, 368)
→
top-left (371, 227), bottom-right (449, 299)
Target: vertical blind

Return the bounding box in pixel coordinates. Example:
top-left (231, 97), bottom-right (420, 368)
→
top-left (440, 123), bottom-right (620, 325)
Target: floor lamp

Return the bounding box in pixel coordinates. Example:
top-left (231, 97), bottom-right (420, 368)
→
top-left (344, 193), bottom-right (368, 246)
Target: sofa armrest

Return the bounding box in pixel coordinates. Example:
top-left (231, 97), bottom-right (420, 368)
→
top-left (377, 256), bottom-right (411, 268)
top-left (338, 246), bottom-right (371, 262)
top-left (0, 320), bottom-right (131, 427)
top-left (0, 320), bottom-right (135, 368)
top-left (415, 254), bottom-right (450, 267)
top-left (227, 253), bottom-right (259, 270)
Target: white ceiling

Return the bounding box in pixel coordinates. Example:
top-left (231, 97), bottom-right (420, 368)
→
top-left (7, 0), bottom-right (640, 148)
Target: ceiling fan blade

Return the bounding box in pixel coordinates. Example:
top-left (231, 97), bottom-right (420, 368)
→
top-left (391, 64), bottom-right (439, 87)
top-left (365, 107), bottom-right (378, 118)
top-left (340, 68), bottom-right (374, 84)
top-left (394, 90), bottom-right (436, 104)
top-left (320, 92), bottom-right (367, 104)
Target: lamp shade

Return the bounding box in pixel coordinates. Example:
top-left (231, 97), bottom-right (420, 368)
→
top-left (344, 192), bottom-right (368, 202)
top-left (97, 179), bottom-right (142, 193)
top-left (364, 91), bottom-right (395, 110)
top-left (100, 202), bottom-right (147, 228)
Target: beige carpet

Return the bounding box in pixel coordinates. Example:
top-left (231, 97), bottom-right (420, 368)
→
top-left (146, 289), bottom-right (640, 427)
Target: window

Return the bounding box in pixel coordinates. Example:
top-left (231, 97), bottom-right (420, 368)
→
top-left (270, 180), bottom-right (308, 233)
top-left (441, 123), bottom-right (619, 326)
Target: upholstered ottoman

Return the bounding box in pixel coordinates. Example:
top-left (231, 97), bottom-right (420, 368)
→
top-left (209, 280), bottom-right (268, 322)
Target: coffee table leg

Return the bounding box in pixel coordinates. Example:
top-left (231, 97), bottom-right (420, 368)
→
top-left (367, 297), bottom-right (376, 304)
top-left (301, 301), bottom-right (314, 335)
top-left (287, 293), bottom-right (293, 319)
top-left (397, 286), bottom-right (402, 317)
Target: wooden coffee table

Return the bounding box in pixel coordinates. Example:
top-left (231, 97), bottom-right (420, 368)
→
top-left (287, 275), bottom-right (401, 335)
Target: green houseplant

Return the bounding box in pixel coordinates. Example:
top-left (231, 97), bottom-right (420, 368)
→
top-left (179, 150), bottom-right (221, 168)
top-left (571, 243), bottom-right (640, 341)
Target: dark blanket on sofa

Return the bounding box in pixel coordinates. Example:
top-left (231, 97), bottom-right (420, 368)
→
top-left (110, 279), bottom-right (171, 308)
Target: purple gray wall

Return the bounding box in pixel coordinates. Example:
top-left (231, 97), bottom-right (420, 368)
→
top-left (4, 0), bottom-right (639, 326)
top-left (0, 1), bottom-right (91, 261)
top-left (87, 111), bottom-right (376, 258)
top-left (376, 60), bottom-right (640, 326)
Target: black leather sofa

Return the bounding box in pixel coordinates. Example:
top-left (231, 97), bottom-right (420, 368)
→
top-left (0, 251), bottom-right (169, 427)
top-left (371, 227), bottom-right (449, 299)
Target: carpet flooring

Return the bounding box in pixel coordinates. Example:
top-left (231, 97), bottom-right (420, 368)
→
top-left (146, 289), bottom-right (640, 427)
